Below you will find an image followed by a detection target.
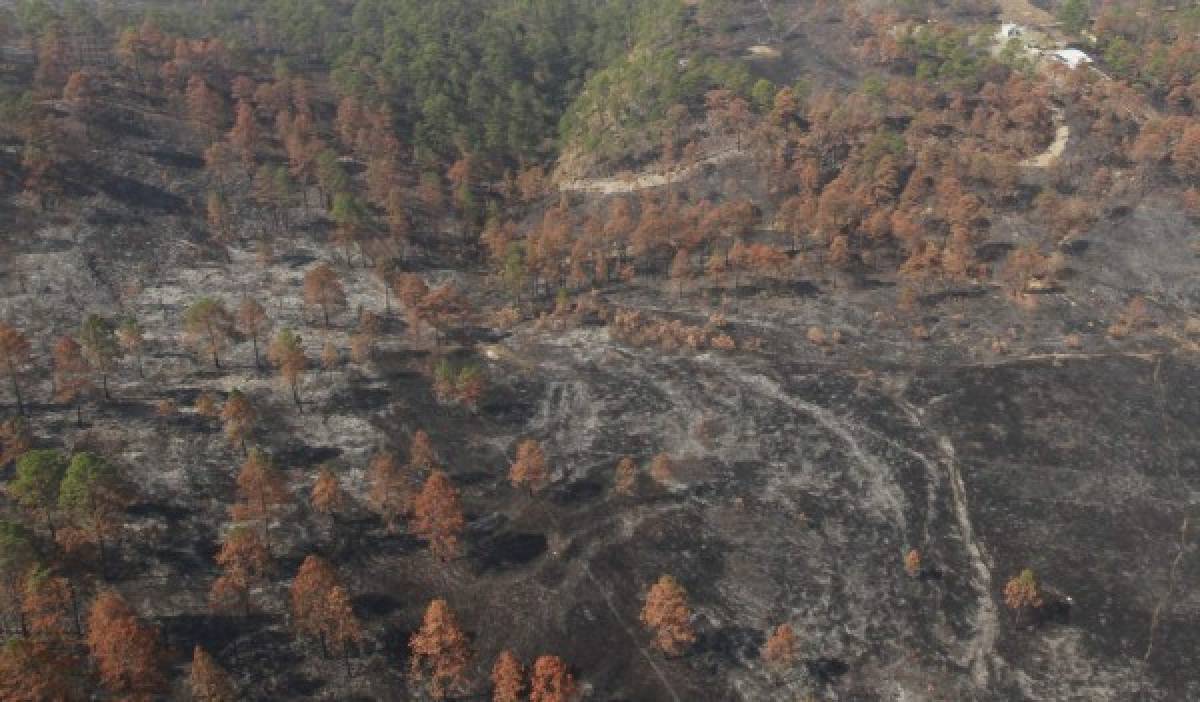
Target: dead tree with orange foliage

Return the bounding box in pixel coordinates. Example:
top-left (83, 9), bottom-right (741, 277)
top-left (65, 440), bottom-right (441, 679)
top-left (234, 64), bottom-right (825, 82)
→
top-left (204, 141), bottom-right (239, 196)
top-left (220, 388), bottom-right (256, 454)
top-left (320, 341), bottom-right (339, 373)
top-left (0, 322), bottom-right (31, 416)
top-left (367, 450), bottom-right (411, 532)
top-left (227, 100), bottom-right (258, 164)
top-left (34, 26), bottom-right (70, 90)
top-left (1003, 568), bottom-right (1043, 624)
top-left (210, 525), bottom-right (270, 617)
top-left (0, 416), bottom-right (32, 468)
top-left (350, 309), bottom-right (380, 365)
top-left (640, 575), bottom-right (696, 656)
top-left (325, 584), bottom-right (364, 677)
top-left (184, 298), bottom-right (235, 369)
top-left (491, 649), bottom-right (524, 702)
top-left (85, 591), bottom-right (166, 699)
top-left (304, 263), bottom-right (347, 329)
top-left (310, 466), bottom-right (344, 518)
top-left (529, 655), bottom-right (576, 702)
top-left (412, 471), bottom-right (465, 562)
top-left (409, 598), bottom-right (471, 700)
top-left (0, 571), bottom-right (84, 701)
top-left (186, 75), bottom-right (226, 137)
top-left (22, 569), bottom-right (79, 639)
top-left (291, 556), bottom-right (331, 648)
top-left (649, 452), bottom-right (675, 486)
top-left (418, 283), bottom-right (471, 349)
top-left (231, 449), bottom-right (289, 554)
top-left (0, 628), bottom-right (83, 700)
top-left (267, 329), bottom-right (307, 410)
top-left (509, 438), bottom-right (549, 495)
top-left (236, 297), bottom-right (270, 370)
top-left (230, 75), bottom-right (255, 102)
top-left (904, 549), bottom-right (921, 578)
top-left (394, 273), bottom-right (430, 339)
top-left (53, 336), bottom-right (91, 427)
top-left (761, 623), bottom-right (798, 668)
top-left (290, 555), bottom-right (363, 666)
top-left (409, 429), bottom-right (438, 474)
top-left (1172, 123), bottom-right (1200, 183)
top-left (190, 646), bottom-right (237, 702)
top-left (614, 456), bottom-right (637, 495)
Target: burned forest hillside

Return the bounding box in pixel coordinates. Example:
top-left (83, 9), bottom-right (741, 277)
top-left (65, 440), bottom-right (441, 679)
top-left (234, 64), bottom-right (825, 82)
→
top-left (1, 0), bottom-right (1200, 700)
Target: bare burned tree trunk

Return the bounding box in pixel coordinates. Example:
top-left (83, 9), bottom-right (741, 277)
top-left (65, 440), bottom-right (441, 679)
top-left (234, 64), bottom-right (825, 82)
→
top-left (6, 359), bottom-right (23, 416)
top-left (67, 579), bottom-right (82, 635)
top-left (206, 322), bottom-right (221, 368)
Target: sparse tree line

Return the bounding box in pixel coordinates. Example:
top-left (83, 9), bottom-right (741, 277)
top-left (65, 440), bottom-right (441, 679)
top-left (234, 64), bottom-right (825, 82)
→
top-left (0, 445), bottom-right (162, 700)
top-left (0, 406), bottom-right (782, 698)
top-left (0, 252), bottom-right (490, 421)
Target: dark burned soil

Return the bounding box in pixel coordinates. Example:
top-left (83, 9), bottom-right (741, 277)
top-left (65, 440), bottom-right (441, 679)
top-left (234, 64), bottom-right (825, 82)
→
top-left (436, 329), bottom-right (1199, 701)
top-left (4, 198), bottom-right (1200, 699)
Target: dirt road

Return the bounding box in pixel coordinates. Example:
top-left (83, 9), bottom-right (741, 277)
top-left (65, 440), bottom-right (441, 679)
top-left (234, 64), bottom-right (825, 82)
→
top-left (558, 146), bottom-right (740, 194)
top-left (1021, 107), bottom-right (1069, 168)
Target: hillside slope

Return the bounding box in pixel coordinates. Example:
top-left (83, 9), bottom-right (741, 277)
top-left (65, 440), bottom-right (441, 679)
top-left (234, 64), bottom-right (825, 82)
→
top-left (0, 1), bottom-right (1199, 700)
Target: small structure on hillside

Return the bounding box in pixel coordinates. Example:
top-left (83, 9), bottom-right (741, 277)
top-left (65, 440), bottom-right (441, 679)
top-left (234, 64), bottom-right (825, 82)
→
top-left (999, 23), bottom-right (1024, 40)
top-left (994, 22), bottom-right (1045, 57)
top-left (746, 45), bottom-right (782, 60)
top-left (1048, 48), bottom-right (1093, 69)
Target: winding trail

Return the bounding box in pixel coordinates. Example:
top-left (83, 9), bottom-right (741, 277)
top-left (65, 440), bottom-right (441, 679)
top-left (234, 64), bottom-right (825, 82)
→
top-left (1144, 518), bottom-right (1191, 663)
top-left (728, 368), bottom-right (909, 531)
top-left (558, 146), bottom-right (740, 194)
top-left (581, 562), bottom-right (684, 702)
top-left (918, 412), bottom-right (999, 687)
top-left (1143, 357), bottom-right (1193, 663)
top-left (718, 359), bottom-right (1000, 686)
top-left (521, 334), bottom-right (1177, 695)
top-left (1021, 108), bottom-right (1069, 169)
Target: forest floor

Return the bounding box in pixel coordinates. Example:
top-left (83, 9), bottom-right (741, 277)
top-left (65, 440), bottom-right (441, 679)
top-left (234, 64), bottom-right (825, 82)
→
top-left (4, 175), bottom-right (1200, 699)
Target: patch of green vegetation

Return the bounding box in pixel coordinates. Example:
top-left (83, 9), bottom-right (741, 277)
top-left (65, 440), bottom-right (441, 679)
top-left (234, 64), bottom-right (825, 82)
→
top-left (219, 0), bottom-right (693, 165)
top-left (998, 36), bottom-right (1036, 76)
top-left (560, 49), bottom-right (754, 162)
top-left (114, 0), bottom-right (762, 168)
top-left (1057, 0), bottom-right (1089, 35)
top-left (1102, 37), bottom-right (1138, 79)
top-left (860, 130), bottom-right (907, 176)
top-left (903, 24), bottom-right (996, 91)
top-left (0, 88), bottom-right (33, 132)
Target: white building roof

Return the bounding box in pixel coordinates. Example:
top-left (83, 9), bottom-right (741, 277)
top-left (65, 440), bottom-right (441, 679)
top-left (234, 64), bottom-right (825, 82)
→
top-left (999, 23), bottom-right (1023, 38)
top-left (1050, 49), bottom-right (1093, 69)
